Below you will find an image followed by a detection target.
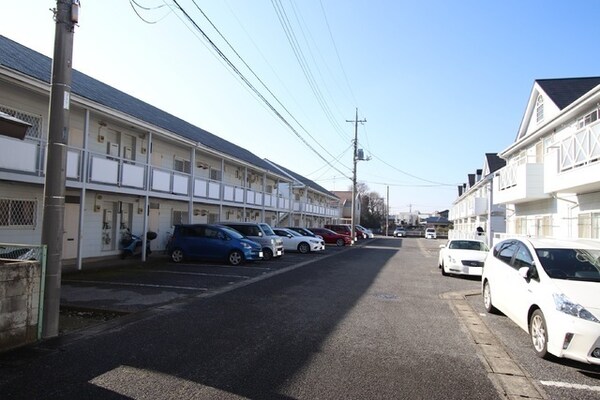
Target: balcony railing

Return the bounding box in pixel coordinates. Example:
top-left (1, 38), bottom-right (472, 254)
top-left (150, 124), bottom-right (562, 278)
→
top-left (544, 121), bottom-right (600, 194)
top-left (0, 139), bottom-right (342, 218)
top-left (494, 155), bottom-right (548, 204)
top-left (559, 122), bottom-right (600, 172)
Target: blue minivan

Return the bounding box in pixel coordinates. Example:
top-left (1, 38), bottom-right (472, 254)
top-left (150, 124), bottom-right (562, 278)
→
top-left (167, 224), bottom-right (263, 265)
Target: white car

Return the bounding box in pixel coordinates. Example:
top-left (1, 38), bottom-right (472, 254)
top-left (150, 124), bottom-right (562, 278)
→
top-left (273, 228), bottom-right (325, 253)
top-left (425, 228), bottom-right (436, 239)
top-left (438, 239), bottom-right (489, 276)
top-left (482, 237), bottom-right (600, 365)
top-left (356, 225), bottom-right (374, 239)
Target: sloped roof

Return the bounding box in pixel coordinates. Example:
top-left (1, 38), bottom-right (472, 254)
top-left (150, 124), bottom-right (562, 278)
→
top-left (537, 77), bottom-right (600, 110)
top-left (485, 153), bottom-right (505, 174)
top-left (264, 159), bottom-right (337, 198)
top-left (0, 35), bottom-right (278, 173)
top-left (426, 216), bottom-right (450, 225)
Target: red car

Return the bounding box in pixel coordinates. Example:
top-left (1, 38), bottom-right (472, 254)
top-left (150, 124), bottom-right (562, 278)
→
top-left (309, 228), bottom-right (352, 247)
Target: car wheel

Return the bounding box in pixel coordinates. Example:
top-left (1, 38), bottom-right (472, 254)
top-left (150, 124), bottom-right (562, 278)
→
top-left (483, 281), bottom-right (498, 314)
top-left (298, 242), bottom-right (310, 254)
top-left (228, 250), bottom-right (244, 266)
top-left (530, 309), bottom-right (550, 359)
top-left (335, 238), bottom-right (345, 247)
top-left (171, 248), bottom-right (184, 263)
top-left (441, 262), bottom-right (448, 276)
top-left (263, 248), bottom-right (273, 261)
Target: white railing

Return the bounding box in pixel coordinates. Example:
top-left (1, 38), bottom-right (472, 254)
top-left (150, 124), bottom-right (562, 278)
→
top-left (0, 140), bottom-right (340, 217)
top-left (559, 122), bottom-right (600, 172)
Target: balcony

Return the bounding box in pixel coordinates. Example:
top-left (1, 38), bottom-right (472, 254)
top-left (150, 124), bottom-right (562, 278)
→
top-left (473, 197), bottom-right (488, 216)
top-left (544, 122), bottom-right (600, 194)
top-left (494, 158), bottom-right (548, 204)
top-left (0, 138), bottom-right (343, 219)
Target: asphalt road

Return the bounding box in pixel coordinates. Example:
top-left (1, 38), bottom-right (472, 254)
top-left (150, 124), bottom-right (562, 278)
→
top-left (2, 237), bottom-right (594, 399)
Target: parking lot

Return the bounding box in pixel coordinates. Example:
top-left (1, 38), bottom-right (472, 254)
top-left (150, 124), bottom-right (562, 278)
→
top-left (61, 244), bottom-right (352, 314)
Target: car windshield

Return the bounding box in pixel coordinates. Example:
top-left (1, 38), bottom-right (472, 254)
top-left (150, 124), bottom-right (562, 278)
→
top-left (449, 240), bottom-right (488, 251)
top-left (259, 223), bottom-right (276, 236)
top-left (220, 226), bottom-right (244, 240)
top-left (535, 248), bottom-right (600, 282)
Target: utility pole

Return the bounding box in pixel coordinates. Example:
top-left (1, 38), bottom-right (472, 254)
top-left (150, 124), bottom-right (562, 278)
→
top-left (386, 185), bottom-right (389, 236)
top-left (41, 0), bottom-right (79, 338)
top-left (346, 108), bottom-right (366, 244)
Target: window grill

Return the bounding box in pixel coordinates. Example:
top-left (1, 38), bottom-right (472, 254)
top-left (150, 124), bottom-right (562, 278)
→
top-left (172, 210), bottom-right (189, 225)
top-left (0, 105), bottom-right (43, 139)
top-left (0, 198), bottom-right (37, 228)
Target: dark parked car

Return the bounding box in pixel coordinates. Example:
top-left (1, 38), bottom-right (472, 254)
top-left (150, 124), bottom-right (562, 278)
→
top-left (310, 228), bottom-right (352, 246)
top-left (167, 224), bottom-right (263, 265)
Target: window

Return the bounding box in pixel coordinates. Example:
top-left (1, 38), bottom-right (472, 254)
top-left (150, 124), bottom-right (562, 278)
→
top-left (515, 217), bottom-right (526, 235)
top-left (513, 243), bottom-right (534, 270)
top-left (535, 216), bottom-right (552, 237)
top-left (210, 168), bottom-right (222, 181)
top-left (207, 213), bottom-right (218, 224)
top-left (578, 212), bottom-right (600, 239)
top-left (172, 210), bottom-right (189, 225)
top-left (494, 240), bottom-right (518, 265)
top-left (576, 109), bottom-right (598, 129)
top-left (174, 157), bottom-right (191, 174)
top-left (0, 199), bottom-right (37, 228)
top-left (535, 95), bottom-right (544, 123)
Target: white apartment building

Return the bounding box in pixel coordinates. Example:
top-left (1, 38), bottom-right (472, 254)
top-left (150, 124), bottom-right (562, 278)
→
top-left (494, 77), bottom-right (600, 241)
top-left (449, 154), bottom-right (506, 246)
top-left (0, 36), bottom-right (340, 268)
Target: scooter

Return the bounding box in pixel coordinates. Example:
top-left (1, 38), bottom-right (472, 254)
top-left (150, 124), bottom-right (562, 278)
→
top-left (120, 230), bottom-right (157, 259)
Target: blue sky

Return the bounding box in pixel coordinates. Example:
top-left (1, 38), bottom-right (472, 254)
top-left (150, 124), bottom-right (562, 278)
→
top-left (2, 1), bottom-right (600, 214)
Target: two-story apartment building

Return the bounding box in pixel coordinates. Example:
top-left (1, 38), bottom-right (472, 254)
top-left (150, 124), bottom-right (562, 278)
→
top-left (494, 77), bottom-right (600, 240)
top-left (449, 153), bottom-right (506, 245)
top-left (0, 35), bottom-right (340, 268)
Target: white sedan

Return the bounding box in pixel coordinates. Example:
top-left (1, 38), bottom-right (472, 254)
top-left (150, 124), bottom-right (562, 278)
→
top-left (482, 237), bottom-right (600, 365)
top-left (273, 228), bottom-right (325, 253)
top-left (438, 239), bottom-right (489, 276)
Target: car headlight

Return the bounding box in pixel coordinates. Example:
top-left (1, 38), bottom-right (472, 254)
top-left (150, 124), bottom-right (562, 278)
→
top-left (242, 242), bottom-right (251, 249)
top-left (309, 239), bottom-right (319, 244)
top-left (553, 293), bottom-right (600, 323)
top-left (448, 255), bottom-right (457, 264)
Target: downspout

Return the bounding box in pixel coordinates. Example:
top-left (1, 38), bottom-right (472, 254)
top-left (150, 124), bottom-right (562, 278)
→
top-left (76, 109), bottom-right (90, 270)
top-left (142, 131), bottom-right (152, 260)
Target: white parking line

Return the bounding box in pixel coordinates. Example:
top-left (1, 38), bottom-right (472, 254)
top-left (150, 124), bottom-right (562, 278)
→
top-left (540, 380), bottom-right (600, 392)
top-left (148, 270), bottom-right (251, 279)
top-left (62, 280), bottom-right (207, 291)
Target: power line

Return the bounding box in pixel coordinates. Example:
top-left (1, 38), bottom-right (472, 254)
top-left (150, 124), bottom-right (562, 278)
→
top-left (129, 0), bottom-right (172, 24)
top-left (318, 0), bottom-right (358, 107)
top-left (169, 0), bottom-right (351, 180)
top-left (271, 0), bottom-right (348, 142)
top-left (187, 0), bottom-right (347, 168)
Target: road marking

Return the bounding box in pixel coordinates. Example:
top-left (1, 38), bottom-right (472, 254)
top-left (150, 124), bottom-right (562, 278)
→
top-left (63, 280), bottom-right (207, 291)
top-left (146, 270), bottom-right (251, 279)
top-left (540, 380), bottom-right (600, 392)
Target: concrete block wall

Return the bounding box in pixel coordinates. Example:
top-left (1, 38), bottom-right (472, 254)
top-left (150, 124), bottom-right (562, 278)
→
top-left (0, 260), bottom-right (40, 352)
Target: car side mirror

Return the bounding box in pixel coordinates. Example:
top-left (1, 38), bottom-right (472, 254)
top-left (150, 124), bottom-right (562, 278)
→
top-left (439, 244), bottom-right (446, 249)
top-left (287, 234), bottom-right (292, 238)
top-left (519, 263), bottom-right (538, 281)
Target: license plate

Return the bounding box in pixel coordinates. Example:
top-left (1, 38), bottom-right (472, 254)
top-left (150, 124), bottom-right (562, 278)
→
top-left (277, 250), bottom-right (282, 256)
top-left (259, 251), bottom-right (263, 258)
